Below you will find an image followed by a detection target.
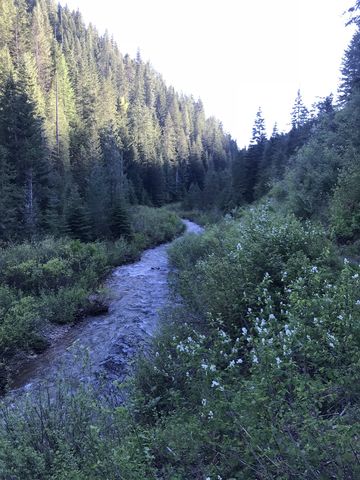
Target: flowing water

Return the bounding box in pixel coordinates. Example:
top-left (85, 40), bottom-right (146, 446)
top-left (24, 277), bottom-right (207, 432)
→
top-left (6, 220), bottom-right (203, 398)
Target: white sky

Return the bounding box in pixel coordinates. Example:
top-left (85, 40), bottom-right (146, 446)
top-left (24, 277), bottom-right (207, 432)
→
top-left (60, 0), bottom-right (356, 146)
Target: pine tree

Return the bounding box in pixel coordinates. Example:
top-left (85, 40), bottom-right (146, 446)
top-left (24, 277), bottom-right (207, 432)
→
top-left (109, 202), bottom-right (132, 239)
top-left (291, 90), bottom-right (309, 129)
top-left (65, 188), bottom-right (91, 241)
top-left (0, 74), bottom-right (48, 237)
top-left (0, 145), bottom-right (19, 239)
top-left (242, 108), bottom-right (267, 203)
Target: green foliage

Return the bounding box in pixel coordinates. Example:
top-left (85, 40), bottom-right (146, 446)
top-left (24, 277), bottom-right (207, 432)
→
top-left (0, 383), bottom-right (155, 480)
top-left (170, 206), bottom-right (336, 328)
top-left (330, 161), bottom-right (360, 242)
top-left (130, 205), bottom-right (185, 246)
top-left (133, 207), bottom-right (360, 478)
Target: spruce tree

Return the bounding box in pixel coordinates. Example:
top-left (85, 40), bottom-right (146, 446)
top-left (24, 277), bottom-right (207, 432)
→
top-left (65, 188), bottom-right (91, 241)
top-left (109, 202), bottom-right (132, 240)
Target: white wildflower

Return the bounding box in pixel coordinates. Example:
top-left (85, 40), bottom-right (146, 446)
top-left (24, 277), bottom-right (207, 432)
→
top-left (211, 380), bottom-right (220, 388)
top-left (209, 364), bottom-right (216, 372)
top-left (229, 360), bottom-right (235, 368)
top-left (236, 358), bottom-right (243, 364)
top-left (176, 343), bottom-right (185, 352)
top-left (311, 266), bottom-right (318, 273)
top-left (284, 324), bottom-right (293, 337)
top-left (268, 314), bottom-right (276, 321)
top-left (202, 398), bottom-right (207, 407)
top-left (242, 327), bottom-right (248, 336)
top-left (276, 357), bottom-right (282, 366)
top-left (337, 315), bottom-right (343, 320)
top-left (208, 411), bottom-right (214, 419)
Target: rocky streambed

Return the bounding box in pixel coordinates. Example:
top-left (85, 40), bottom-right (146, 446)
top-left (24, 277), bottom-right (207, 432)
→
top-left (5, 220), bottom-right (203, 398)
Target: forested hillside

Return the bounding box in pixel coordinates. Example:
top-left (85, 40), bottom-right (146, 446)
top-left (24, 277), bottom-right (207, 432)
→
top-left (0, 0), bottom-right (237, 242)
top-left (223, 0), bottom-right (360, 246)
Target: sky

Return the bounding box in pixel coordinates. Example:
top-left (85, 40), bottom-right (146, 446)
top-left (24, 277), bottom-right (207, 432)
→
top-left (60, 0), bottom-right (356, 146)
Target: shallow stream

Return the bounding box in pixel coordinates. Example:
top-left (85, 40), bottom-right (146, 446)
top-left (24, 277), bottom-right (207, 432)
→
top-left (7, 220), bottom-right (203, 398)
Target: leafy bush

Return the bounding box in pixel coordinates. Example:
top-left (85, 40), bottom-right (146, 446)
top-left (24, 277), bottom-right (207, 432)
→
top-left (132, 207), bottom-right (360, 478)
top-left (130, 206), bottom-right (185, 246)
top-left (169, 206), bottom-right (337, 330)
top-left (0, 383), bottom-right (155, 480)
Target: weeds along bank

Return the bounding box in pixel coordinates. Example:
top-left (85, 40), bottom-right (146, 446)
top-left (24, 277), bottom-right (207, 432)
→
top-left (0, 206), bottom-right (184, 393)
top-left (0, 205), bottom-right (359, 479)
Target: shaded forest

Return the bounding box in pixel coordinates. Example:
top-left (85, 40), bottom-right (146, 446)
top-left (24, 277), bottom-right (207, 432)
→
top-left (0, 0), bottom-right (237, 242)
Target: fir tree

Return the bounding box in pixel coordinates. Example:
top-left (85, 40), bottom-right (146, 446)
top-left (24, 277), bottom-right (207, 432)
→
top-left (109, 202), bottom-right (132, 240)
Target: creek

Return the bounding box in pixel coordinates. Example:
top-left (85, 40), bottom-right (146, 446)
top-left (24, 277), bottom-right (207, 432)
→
top-left (6, 220), bottom-right (203, 399)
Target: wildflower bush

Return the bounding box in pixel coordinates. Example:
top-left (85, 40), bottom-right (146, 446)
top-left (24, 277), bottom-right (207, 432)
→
top-left (133, 206), bottom-right (360, 478)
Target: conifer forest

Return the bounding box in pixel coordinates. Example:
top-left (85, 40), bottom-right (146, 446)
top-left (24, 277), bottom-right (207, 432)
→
top-left (0, 1), bottom-right (360, 479)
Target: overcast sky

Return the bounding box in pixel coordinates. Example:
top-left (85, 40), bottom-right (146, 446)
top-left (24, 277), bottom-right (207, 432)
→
top-left (60, 0), bottom-right (355, 146)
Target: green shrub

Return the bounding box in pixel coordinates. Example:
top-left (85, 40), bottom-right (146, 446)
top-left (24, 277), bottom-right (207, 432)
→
top-left (0, 383), bottom-right (155, 480)
top-left (0, 296), bottom-right (40, 354)
top-left (169, 205), bottom-right (337, 330)
top-left (130, 205), bottom-right (185, 245)
top-left (132, 207), bottom-right (360, 478)
top-left (41, 286), bottom-right (89, 324)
